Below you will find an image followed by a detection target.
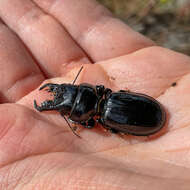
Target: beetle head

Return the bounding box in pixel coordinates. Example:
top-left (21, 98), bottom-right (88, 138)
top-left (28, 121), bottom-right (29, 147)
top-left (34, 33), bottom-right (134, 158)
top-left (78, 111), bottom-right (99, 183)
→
top-left (34, 83), bottom-right (77, 114)
top-left (34, 83), bottom-right (64, 111)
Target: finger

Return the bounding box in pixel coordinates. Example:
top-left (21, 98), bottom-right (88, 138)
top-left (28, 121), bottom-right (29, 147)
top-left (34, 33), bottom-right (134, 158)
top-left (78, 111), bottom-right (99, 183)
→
top-left (33, 0), bottom-right (155, 61)
top-left (0, 0), bottom-right (91, 77)
top-left (0, 20), bottom-right (44, 103)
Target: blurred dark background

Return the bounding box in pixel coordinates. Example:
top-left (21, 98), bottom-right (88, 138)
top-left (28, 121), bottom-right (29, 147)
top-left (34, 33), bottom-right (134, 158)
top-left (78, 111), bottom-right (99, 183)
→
top-left (97, 0), bottom-right (190, 55)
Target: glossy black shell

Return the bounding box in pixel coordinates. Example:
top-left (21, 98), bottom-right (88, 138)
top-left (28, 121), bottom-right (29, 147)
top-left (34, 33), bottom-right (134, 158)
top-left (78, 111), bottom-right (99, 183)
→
top-left (101, 92), bottom-right (166, 136)
top-left (69, 84), bottom-right (98, 122)
top-left (34, 82), bottom-right (166, 136)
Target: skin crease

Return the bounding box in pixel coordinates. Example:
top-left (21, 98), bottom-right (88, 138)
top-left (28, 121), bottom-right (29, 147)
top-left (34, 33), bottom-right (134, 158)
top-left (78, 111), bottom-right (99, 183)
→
top-left (0, 0), bottom-right (190, 189)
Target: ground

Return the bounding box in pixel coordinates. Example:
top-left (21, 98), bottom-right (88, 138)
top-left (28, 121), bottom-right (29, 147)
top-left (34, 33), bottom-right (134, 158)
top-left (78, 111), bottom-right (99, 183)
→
top-left (98, 0), bottom-right (190, 55)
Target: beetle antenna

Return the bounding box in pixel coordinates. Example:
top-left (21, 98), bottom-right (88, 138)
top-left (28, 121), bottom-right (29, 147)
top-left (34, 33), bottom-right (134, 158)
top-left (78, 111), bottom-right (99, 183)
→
top-left (72, 66), bottom-right (84, 84)
top-left (62, 115), bottom-right (81, 138)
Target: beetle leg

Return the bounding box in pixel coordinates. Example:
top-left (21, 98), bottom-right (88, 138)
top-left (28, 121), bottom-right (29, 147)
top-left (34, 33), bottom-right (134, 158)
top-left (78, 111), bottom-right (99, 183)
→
top-left (104, 88), bottom-right (112, 99)
top-left (88, 118), bottom-right (95, 128)
top-left (60, 111), bottom-right (81, 138)
top-left (80, 122), bottom-right (89, 128)
top-left (96, 85), bottom-right (105, 97)
top-left (80, 121), bottom-right (85, 126)
top-left (81, 118), bottom-right (95, 129)
top-left (87, 118), bottom-right (95, 128)
top-left (109, 128), bottom-right (119, 134)
top-left (97, 118), bottom-right (104, 125)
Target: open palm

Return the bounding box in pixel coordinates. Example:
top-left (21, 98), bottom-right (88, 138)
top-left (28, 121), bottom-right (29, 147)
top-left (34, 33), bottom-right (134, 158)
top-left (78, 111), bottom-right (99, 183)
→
top-left (0, 0), bottom-right (190, 189)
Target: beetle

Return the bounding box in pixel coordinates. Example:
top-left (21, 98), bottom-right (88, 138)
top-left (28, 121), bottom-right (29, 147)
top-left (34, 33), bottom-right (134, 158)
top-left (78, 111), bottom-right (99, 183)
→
top-left (34, 67), bottom-right (166, 137)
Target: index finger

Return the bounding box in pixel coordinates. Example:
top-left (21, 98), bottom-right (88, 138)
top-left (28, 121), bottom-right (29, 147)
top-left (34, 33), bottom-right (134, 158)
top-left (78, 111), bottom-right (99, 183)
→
top-left (33, 0), bottom-right (155, 61)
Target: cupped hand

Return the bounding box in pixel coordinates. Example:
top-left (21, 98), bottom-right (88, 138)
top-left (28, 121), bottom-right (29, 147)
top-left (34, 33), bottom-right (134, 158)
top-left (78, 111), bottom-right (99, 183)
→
top-left (0, 0), bottom-right (190, 189)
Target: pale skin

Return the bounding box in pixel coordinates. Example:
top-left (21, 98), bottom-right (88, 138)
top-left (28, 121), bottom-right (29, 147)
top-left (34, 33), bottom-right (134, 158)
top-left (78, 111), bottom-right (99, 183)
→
top-left (0, 0), bottom-right (190, 189)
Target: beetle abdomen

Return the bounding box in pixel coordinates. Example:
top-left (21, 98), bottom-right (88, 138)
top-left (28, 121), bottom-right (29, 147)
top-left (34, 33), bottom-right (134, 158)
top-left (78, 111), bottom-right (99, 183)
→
top-left (102, 92), bottom-right (166, 136)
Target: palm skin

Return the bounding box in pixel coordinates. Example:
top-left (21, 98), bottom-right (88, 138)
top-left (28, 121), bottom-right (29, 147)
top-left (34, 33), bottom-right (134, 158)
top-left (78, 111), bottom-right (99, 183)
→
top-left (0, 0), bottom-right (190, 189)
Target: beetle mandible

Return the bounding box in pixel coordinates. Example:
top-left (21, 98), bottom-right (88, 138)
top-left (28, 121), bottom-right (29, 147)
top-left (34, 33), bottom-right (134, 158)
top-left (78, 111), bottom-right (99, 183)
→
top-left (34, 67), bottom-right (166, 137)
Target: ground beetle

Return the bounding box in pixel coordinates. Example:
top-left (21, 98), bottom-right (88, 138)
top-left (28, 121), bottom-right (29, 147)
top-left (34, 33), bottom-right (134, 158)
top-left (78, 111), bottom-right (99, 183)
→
top-left (34, 67), bottom-right (166, 137)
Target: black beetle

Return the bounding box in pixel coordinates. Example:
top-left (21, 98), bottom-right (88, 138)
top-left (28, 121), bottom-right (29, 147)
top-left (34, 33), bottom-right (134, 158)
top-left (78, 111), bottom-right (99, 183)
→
top-left (34, 68), bottom-right (166, 137)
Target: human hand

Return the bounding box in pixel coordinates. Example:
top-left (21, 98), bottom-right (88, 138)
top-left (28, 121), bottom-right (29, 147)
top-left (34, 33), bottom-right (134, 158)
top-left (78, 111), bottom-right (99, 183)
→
top-left (0, 0), bottom-right (190, 189)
